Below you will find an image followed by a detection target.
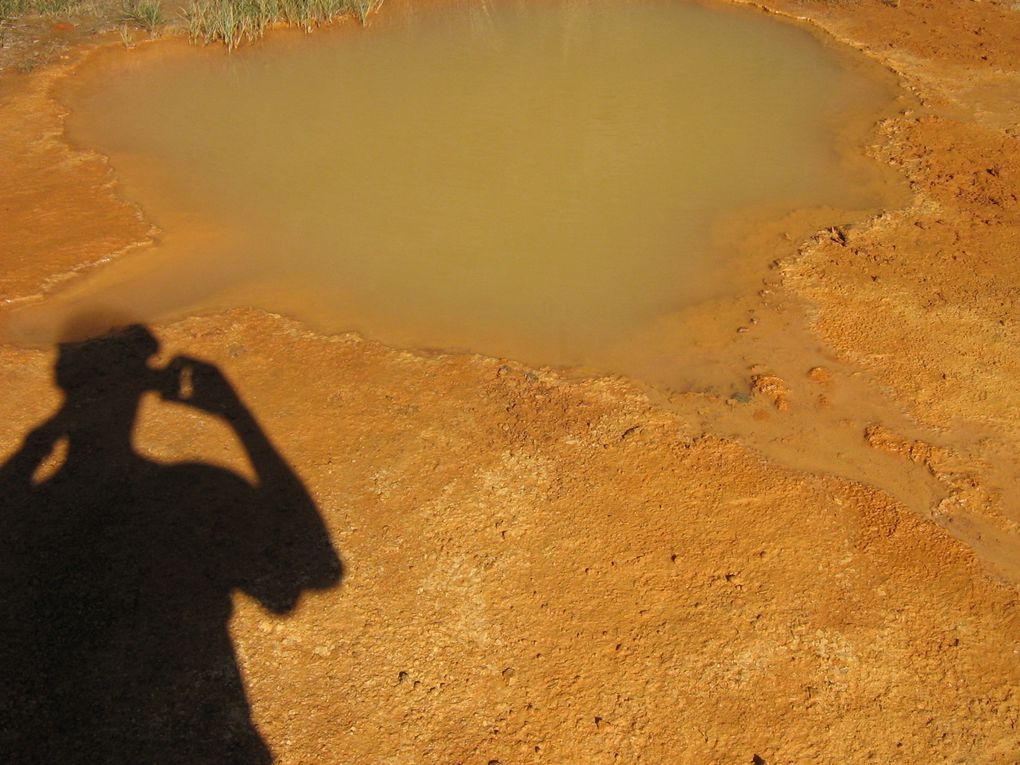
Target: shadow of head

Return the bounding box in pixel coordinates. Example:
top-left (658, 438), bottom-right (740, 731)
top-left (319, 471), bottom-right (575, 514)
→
top-left (54, 321), bottom-right (160, 394)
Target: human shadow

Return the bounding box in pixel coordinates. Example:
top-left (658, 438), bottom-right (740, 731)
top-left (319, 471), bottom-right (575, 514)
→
top-left (0, 322), bottom-right (342, 764)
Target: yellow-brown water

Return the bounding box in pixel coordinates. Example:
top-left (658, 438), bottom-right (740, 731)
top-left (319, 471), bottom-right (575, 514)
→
top-left (12, 0), bottom-right (903, 385)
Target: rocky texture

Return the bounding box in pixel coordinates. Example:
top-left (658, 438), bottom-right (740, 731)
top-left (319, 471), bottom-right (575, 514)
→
top-left (743, 0), bottom-right (1020, 586)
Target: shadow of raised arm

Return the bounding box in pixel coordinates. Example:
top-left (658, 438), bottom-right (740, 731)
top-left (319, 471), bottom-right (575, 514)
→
top-left (164, 355), bottom-right (343, 612)
top-left (0, 414), bottom-right (67, 493)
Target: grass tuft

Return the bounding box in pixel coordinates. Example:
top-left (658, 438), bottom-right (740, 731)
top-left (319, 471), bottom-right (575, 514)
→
top-left (182, 0), bottom-right (382, 49)
top-left (118, 0), bottom-right (162, 33)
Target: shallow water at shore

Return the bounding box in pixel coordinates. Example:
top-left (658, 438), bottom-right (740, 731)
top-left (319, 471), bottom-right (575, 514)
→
top-left (11, 0), bottom-right (901, 383)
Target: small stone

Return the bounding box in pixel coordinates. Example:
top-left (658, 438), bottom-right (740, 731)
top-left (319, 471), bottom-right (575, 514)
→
top-left (807, 366), bottom-right (833, 385)
top-left (751, 374), bottom-right (791, 411)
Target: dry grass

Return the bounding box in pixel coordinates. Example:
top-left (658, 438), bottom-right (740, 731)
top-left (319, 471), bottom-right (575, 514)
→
top-left (1, 0), bottom-right (380, 48)
top-left (0, 0), bottom-right (81, 17)
top-left (182, 0), bottom-right (381, 48)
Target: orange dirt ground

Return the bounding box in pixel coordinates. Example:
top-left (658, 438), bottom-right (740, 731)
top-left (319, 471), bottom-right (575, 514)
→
top-left (1, 0), bottom-right (1018, 761)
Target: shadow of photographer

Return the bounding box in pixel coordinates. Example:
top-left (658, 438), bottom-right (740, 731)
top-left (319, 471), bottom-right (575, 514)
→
top-left (0, 321), bottom-right (341, 764)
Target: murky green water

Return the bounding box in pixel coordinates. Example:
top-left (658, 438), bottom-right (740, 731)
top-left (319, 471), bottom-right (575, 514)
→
top-left (23, 0), bottom-right (901, 374)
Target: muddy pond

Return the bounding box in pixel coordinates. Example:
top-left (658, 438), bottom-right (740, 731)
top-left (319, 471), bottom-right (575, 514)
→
top-left (11, 0), bottom-right (905, 389)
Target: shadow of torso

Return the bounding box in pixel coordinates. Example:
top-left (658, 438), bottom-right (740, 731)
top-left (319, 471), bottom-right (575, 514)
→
top-left (2, 456), bottom-right (298, 763)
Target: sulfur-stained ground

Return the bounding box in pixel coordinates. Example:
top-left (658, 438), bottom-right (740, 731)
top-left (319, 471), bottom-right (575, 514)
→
top-left (1, 0), bottom-right (1018, 761)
